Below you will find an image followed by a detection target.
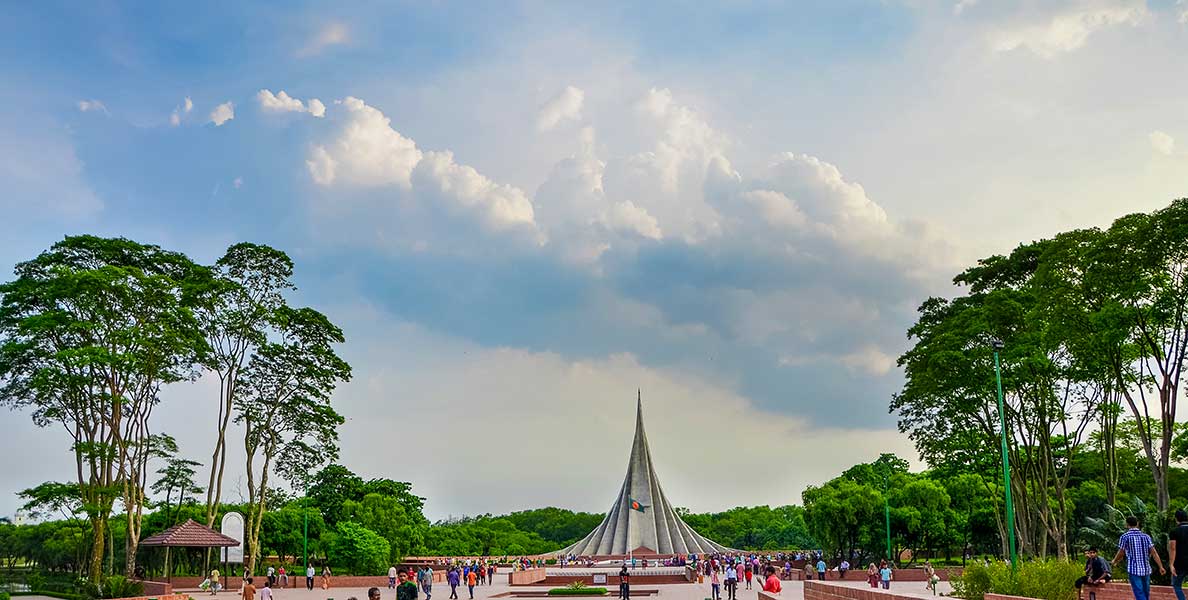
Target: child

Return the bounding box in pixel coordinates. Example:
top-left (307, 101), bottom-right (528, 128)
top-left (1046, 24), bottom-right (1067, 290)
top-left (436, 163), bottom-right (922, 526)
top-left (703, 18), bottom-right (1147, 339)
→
top-left (710, 568), bottom-right (721, 600)
top-left (879, 563), bottom-right (893, 590)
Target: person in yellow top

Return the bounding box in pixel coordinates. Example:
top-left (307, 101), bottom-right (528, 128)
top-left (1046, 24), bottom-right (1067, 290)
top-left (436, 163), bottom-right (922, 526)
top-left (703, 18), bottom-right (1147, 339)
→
top-left (210, 569), bottom-right (222, 595)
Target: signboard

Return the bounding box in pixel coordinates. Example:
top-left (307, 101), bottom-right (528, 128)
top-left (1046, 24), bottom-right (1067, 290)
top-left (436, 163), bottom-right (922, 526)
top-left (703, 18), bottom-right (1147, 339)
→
top-left (221, 511), bottom-right (245, 563)
top-left (593, 574), bottom-right (607, 585)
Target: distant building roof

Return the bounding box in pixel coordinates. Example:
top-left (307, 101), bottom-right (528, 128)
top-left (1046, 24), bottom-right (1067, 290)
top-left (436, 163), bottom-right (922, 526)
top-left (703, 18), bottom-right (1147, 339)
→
top-left (140, 519), bottom-right (240, 548)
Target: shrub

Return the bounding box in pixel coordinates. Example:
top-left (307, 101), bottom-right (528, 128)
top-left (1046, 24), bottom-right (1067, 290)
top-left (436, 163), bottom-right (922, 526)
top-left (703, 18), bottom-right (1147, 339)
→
top-left (951, 559), bottom-right (1082, 600)
top-left (330, 522), bottom-right (390, 575)
top-left (547, 588), bottom-right (608, 596)
top-left (567, 581), bottom-right (588, 590)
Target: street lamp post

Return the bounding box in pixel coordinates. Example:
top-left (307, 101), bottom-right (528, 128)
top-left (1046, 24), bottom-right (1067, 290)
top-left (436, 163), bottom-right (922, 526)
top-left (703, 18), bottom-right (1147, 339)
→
top-left (883, 473), bottom-right (892, 563)
top-left (992, 339), bottom-right (1018, 569)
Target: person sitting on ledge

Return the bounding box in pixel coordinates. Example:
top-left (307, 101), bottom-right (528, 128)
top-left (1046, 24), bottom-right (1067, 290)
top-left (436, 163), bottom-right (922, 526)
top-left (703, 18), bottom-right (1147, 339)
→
top-left (1076, 547), bottom-right (1112, 600)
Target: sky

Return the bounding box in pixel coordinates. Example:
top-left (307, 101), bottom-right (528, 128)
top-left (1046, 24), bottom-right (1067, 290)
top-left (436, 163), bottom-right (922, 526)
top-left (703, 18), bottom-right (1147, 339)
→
top-left (1, 0), bottom-right (1187, 522)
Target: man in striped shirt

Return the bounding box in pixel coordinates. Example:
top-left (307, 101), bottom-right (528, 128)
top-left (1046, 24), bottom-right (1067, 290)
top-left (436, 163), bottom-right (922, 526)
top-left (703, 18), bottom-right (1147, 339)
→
top-left (1113, 516), bottom-right (1167, 600)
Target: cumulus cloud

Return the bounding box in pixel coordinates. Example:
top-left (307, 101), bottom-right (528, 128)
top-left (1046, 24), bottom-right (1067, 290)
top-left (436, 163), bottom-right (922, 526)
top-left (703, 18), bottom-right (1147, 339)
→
top-left (307, 96), bottom-right (538, 238)
top-left (1150, 130), bottom-right (1175, 155)
top-left (209, 101), bottom-right (234, 126)
top-left (257, 89), bottom-right (327, 118)
top-left (989, 1), bottom-right (1146, 57)
top-left (76, 99), bottom-right (107, 114)
top-left (537, 85), bottom-right (585, 131)
top-left (953, 0), bottom-right (978, 15)
top-left (308, 98), bottom-right (326, 118)
top-left (299, 22), bottom-right (349, 57)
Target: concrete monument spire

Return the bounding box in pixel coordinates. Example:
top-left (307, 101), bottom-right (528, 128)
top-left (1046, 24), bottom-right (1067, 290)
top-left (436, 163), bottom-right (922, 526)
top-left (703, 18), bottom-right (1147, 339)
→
top-left (560, 391), bottom-right (728, 556)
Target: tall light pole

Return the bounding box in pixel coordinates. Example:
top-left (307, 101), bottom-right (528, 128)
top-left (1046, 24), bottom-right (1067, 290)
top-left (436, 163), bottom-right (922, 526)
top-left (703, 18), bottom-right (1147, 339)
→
top-left (992, 339), bottom-right (1018, 569)
top-left (883, 473), bottom-right (892, 564)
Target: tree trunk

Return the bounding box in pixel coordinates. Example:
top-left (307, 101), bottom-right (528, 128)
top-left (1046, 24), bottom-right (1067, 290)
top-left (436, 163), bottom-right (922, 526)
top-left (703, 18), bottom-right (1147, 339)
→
top-left (89, 514), bottom-right (107, 582)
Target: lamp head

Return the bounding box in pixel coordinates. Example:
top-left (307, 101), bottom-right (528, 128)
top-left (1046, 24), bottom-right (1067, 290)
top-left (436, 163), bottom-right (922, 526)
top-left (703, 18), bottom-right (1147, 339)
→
top-left (991, 339), bottom-right (1004, 351)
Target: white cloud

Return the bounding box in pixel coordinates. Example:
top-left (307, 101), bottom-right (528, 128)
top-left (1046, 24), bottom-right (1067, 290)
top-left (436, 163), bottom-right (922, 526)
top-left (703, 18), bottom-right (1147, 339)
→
top-left (308, 98), bottom-right (326, 118)
top-left (257, 89), bottom-right (327, 119)
top-left (257, 89), bottom-right (305, 113)
top-left (307, 96), bottom-right (539, 239)
top-left (170, 96), bottom-right (193, 126)
top-left (307, 96), bottom-right (421, 187)
top-left (76, 99), bottom-right (107, 114)
top-left (299, 22), bottom-right (349, 57)
top-left (537, 85), bottom-right (585, 131)
top-left (989, 2), bottom-right (1146, 57)
top-left (209, 101), bottom-right (234, 126)
top-left (1150, 130), bottom-right (1175, 156)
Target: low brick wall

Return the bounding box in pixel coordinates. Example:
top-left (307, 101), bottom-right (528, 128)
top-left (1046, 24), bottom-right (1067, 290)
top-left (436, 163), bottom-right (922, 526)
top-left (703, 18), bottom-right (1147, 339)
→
top-left (509, 569), bottom-right (547, 586)
top-left (541, 575), bottom-right (689, 586)
top-left (134, 580), bottom-right (173, 595)
top-left (804, 580), bottom-right (922, 600)
top-left (990, 583), bottom-right (1179, 600)
top-left (112, 594), bottom-right (189, 600)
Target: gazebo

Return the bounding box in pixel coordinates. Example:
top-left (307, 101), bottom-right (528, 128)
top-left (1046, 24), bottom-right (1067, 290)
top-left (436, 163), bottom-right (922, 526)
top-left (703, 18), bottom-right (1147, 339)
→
top-left (140, 519), bottom-right (240, 588)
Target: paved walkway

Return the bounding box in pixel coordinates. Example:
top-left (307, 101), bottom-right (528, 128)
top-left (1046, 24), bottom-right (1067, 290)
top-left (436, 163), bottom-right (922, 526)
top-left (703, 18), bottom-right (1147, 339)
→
top-left (187, 577), bottom-right (952, 600)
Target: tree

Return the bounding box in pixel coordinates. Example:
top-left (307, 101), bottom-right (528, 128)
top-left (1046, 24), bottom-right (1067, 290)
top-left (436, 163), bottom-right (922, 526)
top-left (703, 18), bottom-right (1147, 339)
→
top-left (307, 465), bottom-right (366, 527)
top-left (198, 244), bottom-right (294, 531)
top-left (330, 522), bottom-right (389, 575)
top-left (341, 493), bottom-right (427, 563)
top-left (802, 478), bottom-right (882, 564)
top-left (0, 236), bottom-right (212, 580)
top-left (238, 306), bottom-right (350, 574)
top-left (152, 456), bottom-right (204, 522)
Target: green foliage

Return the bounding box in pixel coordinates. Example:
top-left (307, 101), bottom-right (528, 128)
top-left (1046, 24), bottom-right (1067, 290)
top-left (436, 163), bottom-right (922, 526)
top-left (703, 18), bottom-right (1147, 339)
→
top-left (82, 576), bottom-right (143, 600)
top-left (952, 559), bottom-right (1082, 600)
top-left (681, 505), bottom-right (815, 550)
top-left (547, 588), bottom-right (607, 596)
top-left (567, 581), bottom-right (588, 590)
top-left (330, 522), bottom-right (389, 575)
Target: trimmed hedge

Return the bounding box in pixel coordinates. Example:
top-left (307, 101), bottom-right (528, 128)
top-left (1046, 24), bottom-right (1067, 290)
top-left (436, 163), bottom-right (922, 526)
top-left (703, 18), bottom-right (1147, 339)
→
top-left (12, 592), bottom-right (88, 600)
top-left (547, 589), bottom-right (609, 596)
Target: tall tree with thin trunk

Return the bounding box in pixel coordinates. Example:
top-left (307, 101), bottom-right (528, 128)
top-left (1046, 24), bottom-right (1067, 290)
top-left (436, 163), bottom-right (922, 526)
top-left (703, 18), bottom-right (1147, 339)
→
top-left (0, 236), bottom-right (211, 581)
top-left (197, 244), bottom-right (294, 531)
top-left (237, 306), bottom-right (350, 574)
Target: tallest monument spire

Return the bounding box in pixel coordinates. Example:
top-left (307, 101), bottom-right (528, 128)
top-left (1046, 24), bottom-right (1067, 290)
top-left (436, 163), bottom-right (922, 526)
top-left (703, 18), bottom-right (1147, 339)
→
top-left (560, 392), bottom-right (728, 556)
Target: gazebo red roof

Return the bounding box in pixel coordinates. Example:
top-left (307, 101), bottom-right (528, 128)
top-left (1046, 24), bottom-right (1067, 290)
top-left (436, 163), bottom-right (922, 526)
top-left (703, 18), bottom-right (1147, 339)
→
top-left (140, 519), bottom-right (239, 548)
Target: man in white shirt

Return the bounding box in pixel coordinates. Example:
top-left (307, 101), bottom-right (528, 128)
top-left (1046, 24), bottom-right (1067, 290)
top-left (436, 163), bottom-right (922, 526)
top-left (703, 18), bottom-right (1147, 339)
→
top-left (305, 566), bottom-right (315, 591)
top-left (725, 565), bottom-right (738, 600)
top-left (390, 566), bottom-right (399, 589)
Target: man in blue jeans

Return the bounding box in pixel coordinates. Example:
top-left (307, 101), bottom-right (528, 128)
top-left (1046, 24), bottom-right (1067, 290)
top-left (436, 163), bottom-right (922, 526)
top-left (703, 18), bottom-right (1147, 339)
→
top-left (1113, 515), bottom-right (1167, 600)
top-left (1169, 510), bottom-right (1188, 600)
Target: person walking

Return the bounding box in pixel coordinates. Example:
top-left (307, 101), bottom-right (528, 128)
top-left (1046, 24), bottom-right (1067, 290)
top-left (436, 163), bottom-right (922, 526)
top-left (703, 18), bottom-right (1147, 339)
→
top-left (710, 568), bottom-right (721, 600)
top-left (466, 568), bottom-right (477, 600)
top-left (278, 567), bottom-right (287, 589)
top-left (266, 566), bottom-right (276, 589)
top-left (423, 566), bottom-right (434, 600)
top-left (1171, 510), bottom-right (1188, 600)
top-left (242, 577), bottom-right (256, 600)
top-left (744, 563), bottom-right (753, 590)
top-left (398, 572), bottom-right (419, 600)
top-left (1113, 515), bottom-right (1166, 600)
top-left (816, 558), bottom-right (827, 581)
top-left (448, 568), bottom-right (460, 600)
top-left (210, 568), bottom-right (222, 595)
top-left (839, 560), bottom-right (849, 580)
top-left (866, 564), bottom-right (878, 588)
top-left (305, 565), bottom-right (315, 591)
top-left (260, 581), bottom-right (273, 600)
top-left (879, 562), bottom-right (893, 590)
top-left (321, 565), bottom-right (332, 590)
top-left (924, 562), bottom-right (936, 594)
top-left (390, 566), bottom-right (399, 590)
top-left (724, 563), bottom-right (738, 600)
